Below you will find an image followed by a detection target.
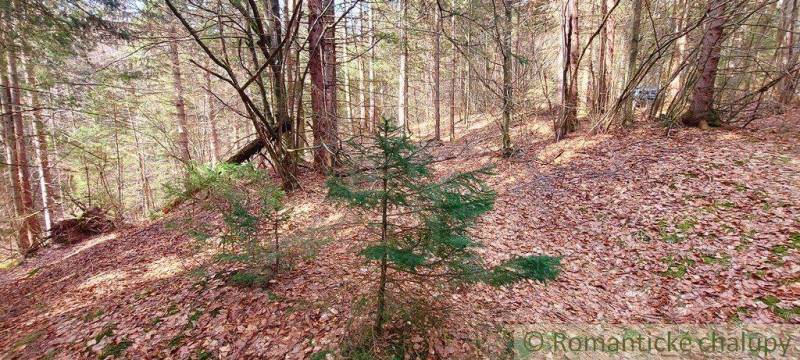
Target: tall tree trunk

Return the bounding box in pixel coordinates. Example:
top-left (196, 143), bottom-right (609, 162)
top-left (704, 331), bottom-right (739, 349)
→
top-left (343, 17), bottom-right (356, 137)
top-left (682, 0), bottom-right (727, 128)
top-left (662, 0), bottom-right (688, 115)
top-left (22, 50), bottom-right (56, 229)
top-left (500, 0), bottom-right (513, 155)
top-left (778, 0), bottom-right (799, 105)
top-left (168, 26), bottom-right (192, 165)
top-left (112, 104), bottom-right (124, 220)
top-left (357, 4), bottom-right (368, 138)
top-left (396, 0), bottom-right (409, 132)
top-left (126, 86), bottom-right (153, 217)
top-left (595, 0), bottom-right (609, 113)
top-left (432, 3), bottom-right (442, 141)
top-left (449, 0), bottom-right (457, 141)
top-left (621, 0), bottom-right (642, 126)
top-left (205, 71), bottom-right (222, 163)
top-left (6, 43), bottom-right (39, 253)
top-left (308, 0), bottom-right (339, 170)
top-left (556, 0), bottom-right (579, 140)
top-left (1, 48), bottom-right (26, 248)
top-left (368, 2), bottom-right (377, 131)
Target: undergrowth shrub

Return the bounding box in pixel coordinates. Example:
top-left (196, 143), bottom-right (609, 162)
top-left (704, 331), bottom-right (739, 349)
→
top-left (167, 163), bottom-right (286, 286)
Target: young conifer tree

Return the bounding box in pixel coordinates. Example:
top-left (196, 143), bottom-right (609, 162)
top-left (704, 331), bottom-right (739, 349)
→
top-left (172, 163), bottom-right (285, 286)
top-left (327, 118), bottom-right (560, 336)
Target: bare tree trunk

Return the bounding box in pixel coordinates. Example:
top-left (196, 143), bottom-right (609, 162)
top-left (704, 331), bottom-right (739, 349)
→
top-left (621, 0), bottom-right (642, 126)
top-left (397, 0), bottom-right (409, 132)
top-left (368, 2), bottom-right (377, 131)
top-left (556, 0), bottom-right (579, 140)
top-left (500, 0), bottom-right (513, 155)
top-left (433, 2), bottom-right (442, 141)
top-left (126, 86), bottom-right (153, 217)
top-left (662, 0), bottom-right (688, 114)
top-left (112, 104), bottom-right (124, 220)
top-left (595, 0), bottom-right (609, 113)
top-left (778, 0), bottom-right (799, 105)
top-left (449, 0), bottom-right (457, 141)
top-left (682, 0), bottom-right (727, 128)
top-left (358, 4), bottom-right (368, 138)
top-left (1, 48), bottom-right (25, 247)
top-left (6, 43), bottom-right (39, 253)
top-left (168, 26), bottom-right (192, 165)
top-left (309, 0), bottom-right (339, 170)
top-left (22, 50), bottom-right (56, 229)
top-left (205, 71), bottom-right (222, 163)
top-left (343, 17), bottom-right (356, 137)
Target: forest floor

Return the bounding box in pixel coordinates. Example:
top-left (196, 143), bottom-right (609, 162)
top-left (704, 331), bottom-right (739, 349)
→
top-left (1, 110), bottom-right (799, 359)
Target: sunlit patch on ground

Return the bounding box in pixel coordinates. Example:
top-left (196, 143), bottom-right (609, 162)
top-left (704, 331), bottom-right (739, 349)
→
top-left (515, 117), bottom-right (553, 138)
top-left (142, 256), bottom-right (186, 281)
top-left (79, 269), bottom-right (128, 293)
top-left (61, 232), bottom-right (118, 263)
top-left (537, 136), bottom-right (604, 164)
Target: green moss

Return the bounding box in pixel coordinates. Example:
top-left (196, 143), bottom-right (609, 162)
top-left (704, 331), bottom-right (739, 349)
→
top-left (759, 296), bottom-right (800, 321)
top-left (82, 309), bottom-right (105, 322)
top-left (676, 217), bottom-right (698, 231)
top-left (165, 304), bottom-right (179, 316)
top-left (701, 254), bottom-right (731, 267)
top-left (0, 258), bottom-right (21, 270)
top-left (729, 307), bottom-right (749, 324)
top-left (13, 330), bottom-right (45, 350)
top-left (228, 271), bottom-right (266, 288)
top-left (771, 245), bottom-right (789, 256)
top-left (196, 349), bottom-right (214, 360)
top-left (789, 233), bottom-right (800, 248)
top-left (98, 339), bottom-right (132, 359)
top-left (309, 350), bottom-right (333, 360)
top-left (94, 324), bottom-right (115, 343)
top-left (660, 256), bottom-right (695, 279)
top-left (168, 334), bottom-right (186, 349)
top-left (715, 201), bottom-right (736, 210)
top-left (26, 267), bottom-right (41, 277)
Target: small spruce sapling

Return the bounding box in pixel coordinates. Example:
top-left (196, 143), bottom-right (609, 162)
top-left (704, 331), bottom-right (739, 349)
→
top-left (326, 118), bottom-right (560, 336)
top-left (170, 163), bottom-right (285, 283)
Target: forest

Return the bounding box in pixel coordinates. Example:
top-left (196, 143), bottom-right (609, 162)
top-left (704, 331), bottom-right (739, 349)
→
top-left (1, 0), bottom-right (799, 358)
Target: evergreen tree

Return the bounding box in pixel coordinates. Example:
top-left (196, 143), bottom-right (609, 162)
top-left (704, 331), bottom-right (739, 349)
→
top-left (169, 163), bottom-right (285, 286)
top-left (327, 118), bottom-right (560, 336)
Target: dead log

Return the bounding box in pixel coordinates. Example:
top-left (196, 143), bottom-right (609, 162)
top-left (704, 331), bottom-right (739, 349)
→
top-left (225, 138), bottom-right (264, 164)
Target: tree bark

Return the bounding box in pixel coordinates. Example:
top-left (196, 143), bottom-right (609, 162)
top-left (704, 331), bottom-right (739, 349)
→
top-left (556, 0), bottom-right (579, 140)
top-left (1, 47), bottom-right (26, 246)
top-left (449, 0), bottom-right (457, 141)
top-left (205, 71), bottom-right (222, 163)
top-left (368, 2), bottom-right (377, 131)
top-left (397, 0), bottom-right (409, 132)
top-left (594, 0), bottom-right (609, 113)
top-left (621, 0), bottom-right (642, 125)
top-left (22, 49), bottom-right (57, 229)
top-left (778, 0), bottom-right (799, 105)
top-left (500, 0), bottom-right (513, 155)
top-left (6, 43), bottom-right (39, 253)
top-left (433, 2), bottom-right (442, 141)
top-left (682, 0), bottom-right (727, 128)
top-left (168, 26), bottom-right (192, 165)
top-left (126, 86), bottom-right (153, 217)
top-left (308, 0), bottom-right (339, 171)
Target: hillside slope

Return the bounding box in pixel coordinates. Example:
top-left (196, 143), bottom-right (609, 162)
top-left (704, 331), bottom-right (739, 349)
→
top-left (2, 112), bottom-right (799, 359)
